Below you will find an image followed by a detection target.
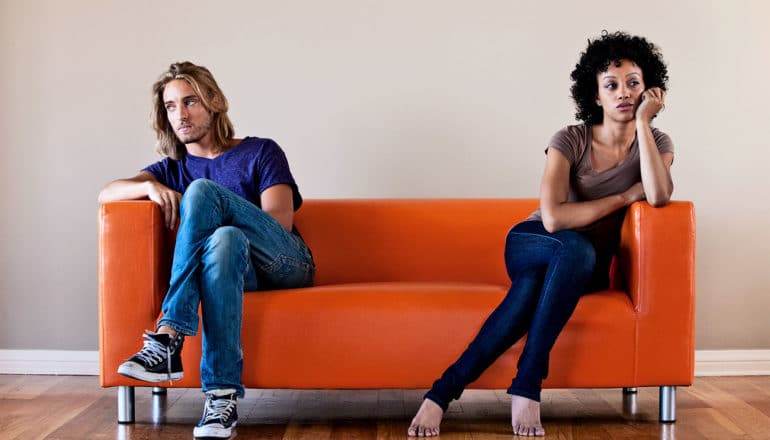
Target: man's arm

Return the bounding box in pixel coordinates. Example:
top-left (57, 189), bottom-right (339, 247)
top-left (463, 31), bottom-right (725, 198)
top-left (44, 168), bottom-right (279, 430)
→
top-left (260, 184), bottom-right (295, 232)
top-left (98, 171), bottom-right (181, 229)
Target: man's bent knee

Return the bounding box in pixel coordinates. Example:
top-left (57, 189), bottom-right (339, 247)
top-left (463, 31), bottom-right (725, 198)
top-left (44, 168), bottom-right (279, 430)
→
top-left (206, 226), bottom-right (249, 257)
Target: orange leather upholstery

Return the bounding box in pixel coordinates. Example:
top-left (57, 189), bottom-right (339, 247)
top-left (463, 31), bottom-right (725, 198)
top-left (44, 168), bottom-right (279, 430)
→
top-left (99, 199), bottom-right (695, 391)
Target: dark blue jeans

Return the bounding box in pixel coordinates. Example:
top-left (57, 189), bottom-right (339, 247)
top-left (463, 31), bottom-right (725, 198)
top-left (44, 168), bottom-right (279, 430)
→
top-left (425, 221), bottom-right (599, 409)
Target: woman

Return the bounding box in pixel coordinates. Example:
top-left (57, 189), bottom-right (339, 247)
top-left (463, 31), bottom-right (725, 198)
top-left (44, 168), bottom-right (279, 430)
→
top-left (408, 31), bottom-right (673, 437)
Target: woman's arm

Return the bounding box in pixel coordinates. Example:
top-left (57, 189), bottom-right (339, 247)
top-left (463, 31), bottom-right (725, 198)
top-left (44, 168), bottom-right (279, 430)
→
top-left (539, 149), bottom-right (645, 233)
top-left (260, 184), bottom-right (295, 232)
top-left (636, 88), bottom-right (674, 207)
top-left (98, 171), bottom-right (182, 229)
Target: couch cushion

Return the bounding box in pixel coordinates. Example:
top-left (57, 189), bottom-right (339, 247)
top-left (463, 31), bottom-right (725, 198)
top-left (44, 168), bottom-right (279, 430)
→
top-left (294, 199), bottom-right (540, 286)
top-left (209, 282), bottom-right (638, 389)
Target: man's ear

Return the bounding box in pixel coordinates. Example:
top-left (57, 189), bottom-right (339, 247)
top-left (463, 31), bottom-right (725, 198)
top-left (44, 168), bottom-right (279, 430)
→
top-left (210, 94), bottom-right (225, 111)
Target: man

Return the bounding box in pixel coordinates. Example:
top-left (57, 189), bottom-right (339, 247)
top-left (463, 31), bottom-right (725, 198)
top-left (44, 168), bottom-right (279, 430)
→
top-left (99, 61), bottom-right (315, 439)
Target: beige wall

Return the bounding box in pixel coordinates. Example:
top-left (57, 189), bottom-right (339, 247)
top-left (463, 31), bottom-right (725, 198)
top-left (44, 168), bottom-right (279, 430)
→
top-left (1, 0), bottom-right (768, 350)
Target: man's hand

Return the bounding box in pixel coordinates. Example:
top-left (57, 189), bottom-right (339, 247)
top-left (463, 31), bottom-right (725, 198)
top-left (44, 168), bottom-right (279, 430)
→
top-left (146, 181), bottom-right (182, 229)
top-left (636, 87), bottom-right (666, 123)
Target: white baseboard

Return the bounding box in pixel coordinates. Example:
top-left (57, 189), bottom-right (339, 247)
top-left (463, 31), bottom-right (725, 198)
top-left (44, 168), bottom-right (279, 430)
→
top-left (0, 350), bottom-right (98, 375)
top-left (0, 349), bottom-right (768, 377)
top-left (694, 350), bottom-right (770, 376)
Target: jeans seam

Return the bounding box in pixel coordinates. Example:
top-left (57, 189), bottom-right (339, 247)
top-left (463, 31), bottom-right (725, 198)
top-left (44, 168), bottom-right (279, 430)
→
top-left (156, 318), bottom-right (196, 336)
top-left (509, 231), bottom-right (564, 246)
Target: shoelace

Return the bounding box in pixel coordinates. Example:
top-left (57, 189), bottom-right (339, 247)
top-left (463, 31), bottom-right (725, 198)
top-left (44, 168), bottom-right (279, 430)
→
top-left (135, 333), bottom-right (175, 382)
top-left (201, 396), bottom-right (236, 425)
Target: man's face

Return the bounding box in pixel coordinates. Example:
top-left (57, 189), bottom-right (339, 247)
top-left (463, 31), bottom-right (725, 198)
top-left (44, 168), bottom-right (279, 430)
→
top-left (163, 79), bottom-right (213, 145)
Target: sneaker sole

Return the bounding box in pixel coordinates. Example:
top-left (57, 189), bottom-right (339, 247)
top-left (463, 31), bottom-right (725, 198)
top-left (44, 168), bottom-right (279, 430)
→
top-left (193, 421), bottom-right (237, 438)
top-left (117, 362), bottom-right (183, 382)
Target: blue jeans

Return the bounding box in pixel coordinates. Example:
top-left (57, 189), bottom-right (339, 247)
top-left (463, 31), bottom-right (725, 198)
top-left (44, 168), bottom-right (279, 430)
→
top-left (425, 221), bottom-right (599, 409)
top-left (157, 179), bottom-right (315, 398)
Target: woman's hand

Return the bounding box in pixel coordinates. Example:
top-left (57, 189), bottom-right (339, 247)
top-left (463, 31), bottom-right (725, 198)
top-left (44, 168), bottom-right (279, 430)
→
top-left (622, 182), bottom-right (646, 205)
top-left (636, 87), bottom-right (666, 123)
top-left (146, 181), bottom-right (182, 229)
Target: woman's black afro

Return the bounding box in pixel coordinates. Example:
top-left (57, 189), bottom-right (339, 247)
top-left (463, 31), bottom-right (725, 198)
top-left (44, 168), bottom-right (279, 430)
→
top-left (571, 31), bottom-right (669, 124)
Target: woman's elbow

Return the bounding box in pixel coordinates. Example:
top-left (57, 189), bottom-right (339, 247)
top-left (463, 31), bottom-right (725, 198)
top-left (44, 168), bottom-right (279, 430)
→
top-left (647, 196), bottom-right (670, 208)
top-left (646, 190), bottom-right (672, 208)
top-left (647, 185), bottom-right (674, 208)
top-left (541, 214), bottom-right (563, 233)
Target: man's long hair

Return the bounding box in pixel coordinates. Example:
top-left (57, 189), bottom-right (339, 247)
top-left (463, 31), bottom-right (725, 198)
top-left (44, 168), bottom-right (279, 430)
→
top-left (151, 62), bottom-right (234, 159)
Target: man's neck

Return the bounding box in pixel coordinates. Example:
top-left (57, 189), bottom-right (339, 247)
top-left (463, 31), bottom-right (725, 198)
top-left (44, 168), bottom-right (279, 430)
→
top-left (185, 132), bottom-right (221, 159)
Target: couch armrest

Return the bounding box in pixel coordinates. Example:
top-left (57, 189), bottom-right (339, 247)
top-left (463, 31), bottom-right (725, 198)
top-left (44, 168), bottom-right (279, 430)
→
top-left (619, 201), bottom-right (696, 385)
top-left (98, 201), bottom-right (173, 386)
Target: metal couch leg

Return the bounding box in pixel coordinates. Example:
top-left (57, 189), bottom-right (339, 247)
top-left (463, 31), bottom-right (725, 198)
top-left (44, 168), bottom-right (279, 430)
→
top-left (659, 386), bottom-right (676, 423)
top-left (152, 386), bottom-right (167, 395)
top-left (623, 387), bottom-right (638, 394)
top-left (118, 386), bottom-right (135, 424)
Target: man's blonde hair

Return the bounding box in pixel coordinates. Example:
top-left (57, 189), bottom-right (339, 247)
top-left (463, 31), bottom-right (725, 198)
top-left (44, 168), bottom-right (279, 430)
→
top-left (151, 62), bottom-right (234, 159)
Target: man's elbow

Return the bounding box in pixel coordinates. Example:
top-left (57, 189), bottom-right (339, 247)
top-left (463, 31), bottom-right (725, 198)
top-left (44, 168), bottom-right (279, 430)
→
top-left (264, 209), bottom-right (294, 232)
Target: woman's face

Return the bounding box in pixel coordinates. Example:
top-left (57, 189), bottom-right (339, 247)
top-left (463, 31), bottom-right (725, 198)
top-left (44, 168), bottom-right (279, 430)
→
top-left (596, 59), bottom-right (646, 123)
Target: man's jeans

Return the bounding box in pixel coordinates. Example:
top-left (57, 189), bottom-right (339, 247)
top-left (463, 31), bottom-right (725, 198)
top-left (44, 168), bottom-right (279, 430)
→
top-left (157, 179), bottom-right (315, 398)
top-left (425, 221), bottom-right (598, 409)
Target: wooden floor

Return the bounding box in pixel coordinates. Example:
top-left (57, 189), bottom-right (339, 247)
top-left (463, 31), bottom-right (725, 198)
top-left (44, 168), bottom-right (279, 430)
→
top-left (2, 375), bottom-right (770, 439)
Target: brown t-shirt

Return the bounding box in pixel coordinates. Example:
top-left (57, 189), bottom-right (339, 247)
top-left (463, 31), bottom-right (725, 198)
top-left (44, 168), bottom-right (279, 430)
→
top-left (526, 123), bottom-right (674, 272)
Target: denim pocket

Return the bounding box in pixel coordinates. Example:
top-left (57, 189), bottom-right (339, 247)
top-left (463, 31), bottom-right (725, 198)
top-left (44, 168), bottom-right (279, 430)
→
top-left (259, 254), bottom-right (314, 289)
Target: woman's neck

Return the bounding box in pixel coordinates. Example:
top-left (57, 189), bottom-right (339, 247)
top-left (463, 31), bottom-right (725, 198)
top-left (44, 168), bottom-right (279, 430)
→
top-left (592, 119), bottom-right (636, 150)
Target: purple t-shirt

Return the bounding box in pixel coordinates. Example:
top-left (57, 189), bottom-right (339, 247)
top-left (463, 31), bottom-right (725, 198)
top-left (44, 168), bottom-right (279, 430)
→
top-left (142, 137), bottom-right (302, 211)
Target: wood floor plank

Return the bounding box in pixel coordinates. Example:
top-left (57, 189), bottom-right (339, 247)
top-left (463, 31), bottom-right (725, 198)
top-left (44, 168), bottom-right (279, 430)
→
top-left (2, 375), bottom-right (770, 439)
top-left (0, 374), bottom-right (65, 400)
top-left (689, 377), bottom-right (770, 439)
top-left (2, 376), bottom-right (98, 440)
top-left (712, 376), bottom-right (770, 419)
top-left (283, 420), bottom-right (333, 439)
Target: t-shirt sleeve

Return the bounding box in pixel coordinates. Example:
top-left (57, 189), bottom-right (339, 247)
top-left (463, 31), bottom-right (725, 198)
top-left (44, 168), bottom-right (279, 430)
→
top-left (257, 139), bottom-right (303, 210)
top-left (652, 128), bottom-right (674, 155)
top-left (141, 160), bottom-right (169, 186)
top-left (545, 125), bottom-right (583, 166)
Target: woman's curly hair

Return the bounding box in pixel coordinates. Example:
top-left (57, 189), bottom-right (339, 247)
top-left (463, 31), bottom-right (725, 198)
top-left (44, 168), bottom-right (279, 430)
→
top-left (571, 31), bottom-right (669, 124)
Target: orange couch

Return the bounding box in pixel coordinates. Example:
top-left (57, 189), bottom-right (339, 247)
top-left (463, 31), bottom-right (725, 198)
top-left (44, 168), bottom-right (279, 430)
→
top-left (98, 199), bottom-right (695, 424)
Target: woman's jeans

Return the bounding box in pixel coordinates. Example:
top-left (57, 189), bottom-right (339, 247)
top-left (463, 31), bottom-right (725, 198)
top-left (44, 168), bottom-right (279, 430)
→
top-left (157, 179), bottom-right (315, 398)
top-left (425, 221), bottom-right (598, 409)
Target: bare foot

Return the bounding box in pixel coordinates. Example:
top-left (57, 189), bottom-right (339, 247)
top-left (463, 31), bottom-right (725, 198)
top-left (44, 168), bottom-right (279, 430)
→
top-left (511, 395), bottom-right (545, 436)
top-left (408, 398), bottom-right (444, 437)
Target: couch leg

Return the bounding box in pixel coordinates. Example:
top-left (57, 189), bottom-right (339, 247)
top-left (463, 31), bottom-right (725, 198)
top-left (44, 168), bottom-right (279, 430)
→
top-left (622, 389), bottom-right (638, 416)
top-left (623, 387), bottom-right (638, 394)
top-left (659, 386), bottom-right (676, 423)
top-left (118, 386), bottom-right (135, 424)
top-left (152, 386), bottom-right (167, 395)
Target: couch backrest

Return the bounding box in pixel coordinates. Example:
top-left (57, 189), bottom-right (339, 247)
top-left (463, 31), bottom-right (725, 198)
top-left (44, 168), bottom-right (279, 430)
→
top-left (294, 199), bottom-right (540, 286)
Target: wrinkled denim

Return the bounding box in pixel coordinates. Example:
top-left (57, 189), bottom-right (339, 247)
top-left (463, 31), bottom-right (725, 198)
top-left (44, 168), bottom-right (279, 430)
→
top-left (158, 179), bottom-right (314, 397)
top-left (425, 221), bottom-right (597, 409)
